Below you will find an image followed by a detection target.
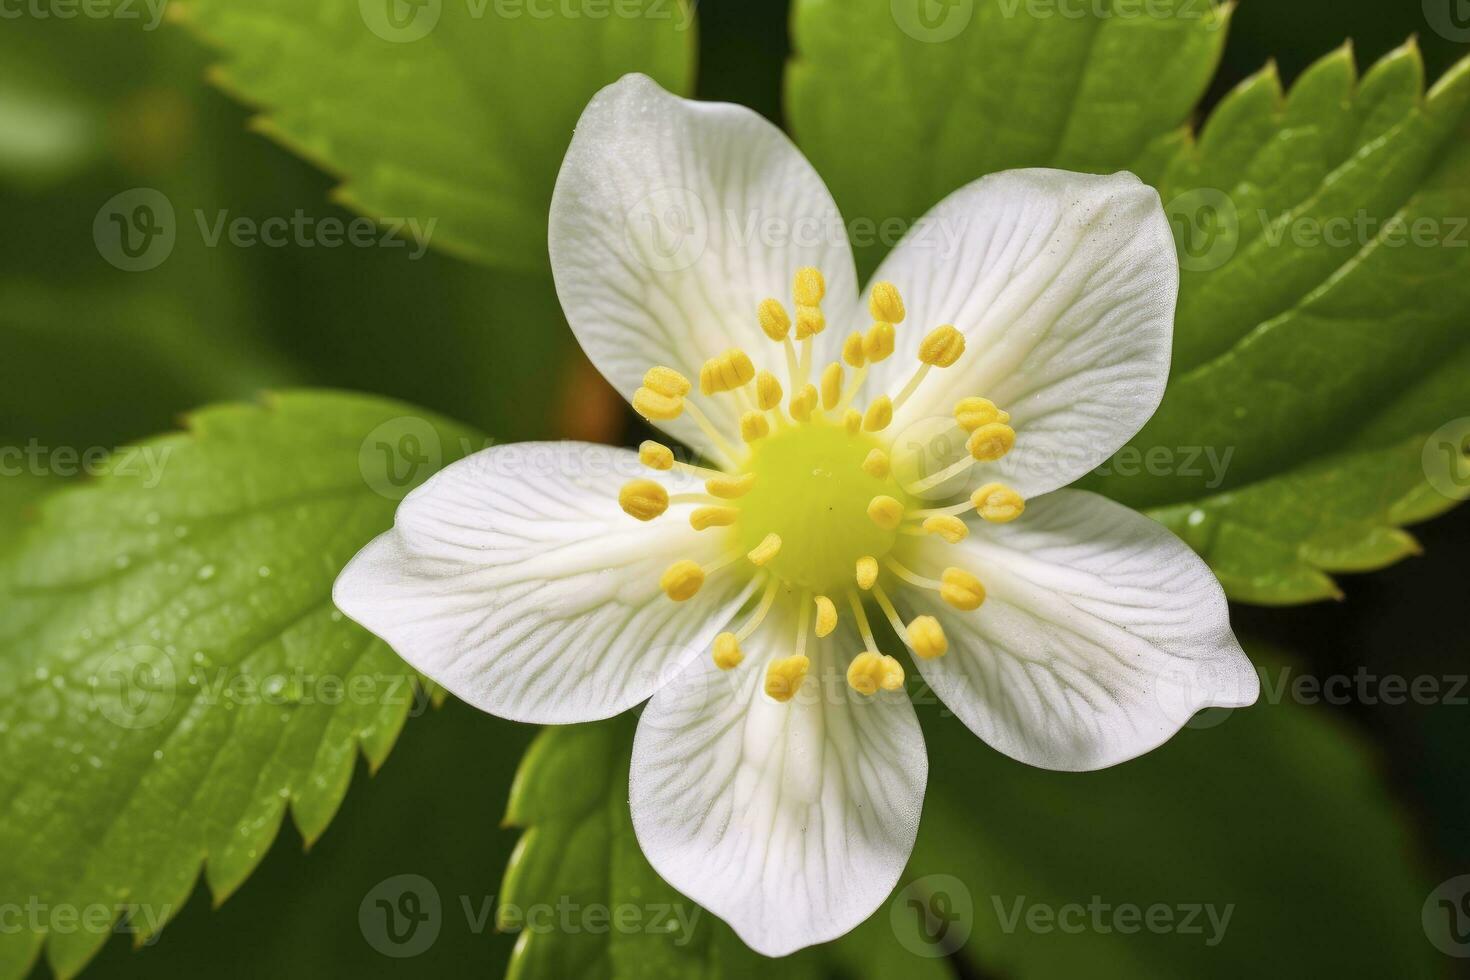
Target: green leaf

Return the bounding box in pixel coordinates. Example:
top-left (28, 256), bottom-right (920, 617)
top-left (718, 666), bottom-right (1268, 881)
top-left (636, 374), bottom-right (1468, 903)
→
top-left (172, 0), bottom-right (696, 271)
top-left (499, 718), bottom-right (949, 979)
top-left (1097, 43), bottom-right (1470, 600)
top-left (787, 0), bottom-right (1231, 276)
top-left (0, 390), bottom-right (482, 980)
top-left (911, 648), bottom-right (1439, 977)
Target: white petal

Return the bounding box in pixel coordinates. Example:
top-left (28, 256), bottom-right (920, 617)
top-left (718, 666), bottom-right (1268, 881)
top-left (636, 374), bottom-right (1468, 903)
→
top-left (866, 169), bottom-right (1176, 497)
top-left (550, 73), bottom-right (859, 463)
top-left (899, 490), bottom-right (1257, 771)
top-left (333, 442), bottom-right (756, 724)
top-left (630, 603), bottom-right (925, 956)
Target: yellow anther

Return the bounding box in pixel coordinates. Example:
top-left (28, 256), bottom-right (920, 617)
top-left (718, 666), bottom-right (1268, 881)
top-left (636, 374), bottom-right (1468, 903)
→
top-left (967, 422), bottom-right (1016, 461)
top-left (919, 325), bottom-right (965, 367)
top-left (633, 387), bottom-right (683, 421)
top-left (706, 473), bottom-right (756, 499)
top-left (794, 266), bottom-right (826, 307)
top-left (863, 321), bottom-right (896, 362)
top-left (765, 655), bottom-right (811, 702)
top-left (820, 362), bottom-right (844, 410)
top-left (856, 556), bottom-right (879, 590)
top-left (867, 494), bottom-right (905, 530)
top-left (758, 298), bottom-right (791, 341)
top-left (955, 397), bottom-right (1006, 432)
top-left (843, 409), bottom-right (862, 433)
top-left (847, 652), bottom-right (905, 695)
top-left (814, 595), bottom-right (838, 637)
top-left (907, 616), bottom-right (948, 659)
top-left (842, 331), bottom-right (867, 368)
top-left (794, 305), bottom-right (826, 340)
top-left (940, 567), bottom-right (986, 611)
top-left (747, 532), bottom-right (782, 566)
top-left (862, 448), bottom-right (891, 478)
top-left (972, 483), bottom-right (1025, 523)
top-left (643, 365), bottom-right (691, 398)
top-left (660, 560), bottom-right (705, 602)
top-left (699, 349), bottom-right (756, 395)
top-left (755, 370), bottom-right (783, 411)
top-left (921, 515), bottom-right (969, 543)
top-left (868, 281), bottom-right (905, 324)
top-left (741, 411), bottom-right (770, 443)
top-left (689, 506), bottom-right (739, 531)
top-left (712, 632), bottom-right (743, 670)
top-left (863, 395), bottom-right (894, 432)
top-left (619, 480), bottom-right (669, 521)
top-left (790, 384), bottom-right (818, 422)
top-left (638, 440), bottom-right (675, 471)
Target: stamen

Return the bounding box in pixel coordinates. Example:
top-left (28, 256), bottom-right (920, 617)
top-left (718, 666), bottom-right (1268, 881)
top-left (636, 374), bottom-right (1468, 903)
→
top-left (862, 448), bottom-right (890, 478)
top-left (883, 557), bottom-right (940, 590)
top-left (867, 495), bottom-right (905, 530)
top-left (855, 556), bottom-right (879, 590)
top-left (967, 422), bottom-right (1016, 462)
top-left (846, 652), bottom-right (905, 695)
top-left (644, 366), bottom-right (692, 398)
top-left (842, 332), bottom-right (866, 368)
top-left (758, 298), bottom-right (791, 341)
top-left (940, 567), bottom-right (986, 611)
top-left (843, 409), bottom-right (862, 433)
top-left (789, 384), bottom-right (818, 422)
top-left (755, 370), bottom-right (783, 411)
top-left (955, 397), bottom-right (1010, 431)
top-left (638, 440), bottom-right (675, 471)
top-left (740, 411), bottom-right (770, 443)
top-left (920, 515), bottom-right (969, 543)
top-left (618, 480), bottom-right (669, 521)
top-left (973, 483), bottom-right (1026, 523)
top-left (765, 655), bottom-right (810, 702)
top-left (820, 362), bottom-right (844, 411)
top-left (706, 473), bottom-right (756, 499)
top-left (632, 387), bottom-right (683, 421)
top-left (700, 349), bottom-right (756, 395)
top-left (814, 595), bottom-right (838, 637)
top-left (747, 532), bottom-right (782, 566)
top-left (659, 560), bottom-right (705, 601)
top-left (890, 364), bottom-right (931, 413)
top-left (906, 615), bottom-right (948, 659)
top-left (863, 396), bottom-right (893, 432)
top-left (689, 506), bottom-right (739, 531)
top-left (863, 321), bottom-right (895, 362)
top-left (794, 306), bottom-right (825, 340)
top-left (712, 632), bottom-right (743, 670)
top-left (870, 583), bottom-right (909, 641)
top-left (681, 399), bottom-right (740, 464)
top-left (736, 577), bottom-right (781, 640)
top-left (918, 325), bottom-right (965, 367)
top-left (794, 267), bottom-right (826, 307)
top-left (868, 282), bottom-right (905, 323)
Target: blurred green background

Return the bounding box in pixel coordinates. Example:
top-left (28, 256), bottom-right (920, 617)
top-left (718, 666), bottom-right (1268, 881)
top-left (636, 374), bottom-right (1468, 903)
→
top-left (3, 0), bottom-right (1468, 977)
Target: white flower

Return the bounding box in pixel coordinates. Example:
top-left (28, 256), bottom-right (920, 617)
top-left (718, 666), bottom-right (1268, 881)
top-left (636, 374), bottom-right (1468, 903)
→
top-left (334, 74), bottom-right (1259, 957)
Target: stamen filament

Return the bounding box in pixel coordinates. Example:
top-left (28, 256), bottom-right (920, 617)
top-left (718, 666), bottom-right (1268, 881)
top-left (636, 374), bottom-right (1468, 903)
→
top-left (736, 577), bottom-right (781, 641)
top-left (682, 399), bottom-right (741, 466)
top-left (883, 557), bottom-right (942, 591)
top-left (847, 591), bottom-right (879, 654)
top-left (871, 584), bottom-right (909, 643)
top-left (890, 363), bottom-right (932, 413)
top-left (906, 455), bottom-right (974, 495)
top-left (795, 589), bottom-right (812, 660)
